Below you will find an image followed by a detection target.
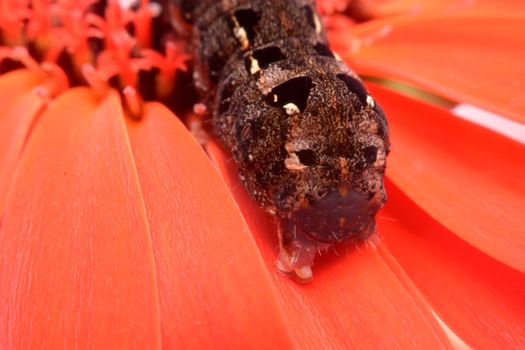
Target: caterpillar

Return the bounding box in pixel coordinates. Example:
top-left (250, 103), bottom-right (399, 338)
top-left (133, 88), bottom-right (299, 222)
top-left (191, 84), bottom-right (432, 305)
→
top-left (171, 0), bottom-right (390, 282)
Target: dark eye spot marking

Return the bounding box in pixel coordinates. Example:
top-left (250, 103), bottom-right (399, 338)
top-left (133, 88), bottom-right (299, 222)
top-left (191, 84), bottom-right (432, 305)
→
top-left (336, 73), bottom-right (368, 106)
top-left (233, 9), bottom-right (261, 44)
top-left (254, 46), bottom-right (286, 68)
top-left (313, 43), bottom-right (335, 58)
top-left (244, 46), bottom-right (287, 74)
top-left (266, 76), bottom-right (313, 113)
top-left (296, 149), bottom-right (317, 166)
top-left (363, 146), bottom-right (378, 164)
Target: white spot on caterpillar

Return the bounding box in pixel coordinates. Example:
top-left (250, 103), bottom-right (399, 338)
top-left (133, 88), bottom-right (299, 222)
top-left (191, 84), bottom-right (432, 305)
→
top-left (285, 153), bottom-right (307, 171)
top-left (249, 57), bottom-right (260, 74)
top-left (284, 142), bottom-right (308, 171)
top-left (234, 26), bottom-right (249, 49)
top-left (231, 15), bottom-right (250, 49)
top-left (366, 95), bottom-right (375, 108)
top-left (374, 148), bottom-right (386, 168)
top-left (313, 13), bottom-right (322, 34)
top-left (272, 94), bottom-right (278, 102)
top-left (283, 103), bottom-right (300, 115)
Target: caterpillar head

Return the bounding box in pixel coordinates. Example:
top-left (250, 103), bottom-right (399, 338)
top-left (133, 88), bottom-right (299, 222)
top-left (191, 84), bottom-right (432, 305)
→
top-left (231, 62), bottom-right (390, 244)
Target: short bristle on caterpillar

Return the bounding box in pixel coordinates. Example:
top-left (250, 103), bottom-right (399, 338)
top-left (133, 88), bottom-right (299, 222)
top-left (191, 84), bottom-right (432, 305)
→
top-left (171, 0), bottom-right (390, 282)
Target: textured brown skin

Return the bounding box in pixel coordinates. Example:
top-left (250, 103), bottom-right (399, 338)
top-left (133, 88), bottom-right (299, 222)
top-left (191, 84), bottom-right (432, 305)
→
top-left (172, 0), bottom-right (390, 249)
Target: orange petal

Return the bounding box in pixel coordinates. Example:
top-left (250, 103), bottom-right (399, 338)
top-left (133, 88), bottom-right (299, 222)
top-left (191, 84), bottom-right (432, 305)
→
top-left (126, 103), bottom-right (295, 349)
top-left (378, 179), bottom-right (525, 348)
top-left (368, 83), bottom-right (525, 272)
top-left (340, 15), bottom-right (525, 123)
top-left (0, 69), bottom-right (45, 215)
top-left (207, 141), bottom-right (451, 349)
top-left (346, 0), bottom-right (525, 19)
top-left (0, 88), bottom-right (161, 348)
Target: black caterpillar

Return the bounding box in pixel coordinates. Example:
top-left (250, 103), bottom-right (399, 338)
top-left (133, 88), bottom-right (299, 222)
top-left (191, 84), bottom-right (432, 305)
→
top-left (171, 0), bottom-right (390, 282)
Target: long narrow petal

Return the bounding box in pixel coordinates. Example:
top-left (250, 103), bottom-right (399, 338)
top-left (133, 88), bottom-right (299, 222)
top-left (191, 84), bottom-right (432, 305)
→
top-left (368, 83), bottom-right (525, 272)
top-left (0, 88), bottom-right (161, 349)
top-left (378, 179), bottom-right (525, 349)
top-left (126, 103), bottom-right (296, 349)
top-left (347, 0), bottom-right (525, 18)
top-left (0, 69), bottom-right (45, 214)
top-left (207, 142), bottom-right (451, 350)
top-left (337, 15), bottom-right (525, 123)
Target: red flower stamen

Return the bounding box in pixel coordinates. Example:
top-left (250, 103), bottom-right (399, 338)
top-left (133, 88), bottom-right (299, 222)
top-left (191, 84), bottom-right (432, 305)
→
top-left (123, 85), bottom-right (143, 117)
top-left (0, 0), bottom-right (189, 117)
top-left (139, 40), bottom-right (190, 98)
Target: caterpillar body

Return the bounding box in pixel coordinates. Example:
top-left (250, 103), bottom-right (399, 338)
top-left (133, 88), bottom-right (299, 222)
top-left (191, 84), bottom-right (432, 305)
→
top-left (171, 0), bottom-right (390, 282)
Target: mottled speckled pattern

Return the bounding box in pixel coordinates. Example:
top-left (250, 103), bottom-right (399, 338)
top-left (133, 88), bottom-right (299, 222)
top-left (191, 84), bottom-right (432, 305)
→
top-left (172, 0), bottom-right (390, 280)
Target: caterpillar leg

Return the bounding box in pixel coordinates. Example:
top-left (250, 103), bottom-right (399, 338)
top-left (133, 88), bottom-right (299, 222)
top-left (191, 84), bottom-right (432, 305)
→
top-left (276, 219), bottom-right (318, 283)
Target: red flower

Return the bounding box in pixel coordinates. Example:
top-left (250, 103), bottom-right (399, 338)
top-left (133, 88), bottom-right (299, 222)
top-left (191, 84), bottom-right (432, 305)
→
top-left (1, 0), bottom-right (524, 348)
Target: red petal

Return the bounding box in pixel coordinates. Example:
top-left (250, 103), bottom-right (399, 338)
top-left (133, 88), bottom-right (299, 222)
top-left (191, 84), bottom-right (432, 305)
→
top-left (378, 179), bottom-right (525, 348)
top-left (340, 16), bottom-right (525, 123)
top-left (345, 0), bottom-right (525, 18)
top-left (0, 89), bottom-right (161, 348)
top-left (207, 141), bottom-right (451, 349)
top-left (368, 83), bottom-right (525, 272)
top-left (126, 103), bottom-right (295, 349)
top-left (0, 69), bottom-right (45, 215)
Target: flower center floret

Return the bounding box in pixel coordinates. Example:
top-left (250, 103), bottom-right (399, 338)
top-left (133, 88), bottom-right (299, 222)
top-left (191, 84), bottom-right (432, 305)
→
top-left (0, 0), bottom-right (190, 116)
